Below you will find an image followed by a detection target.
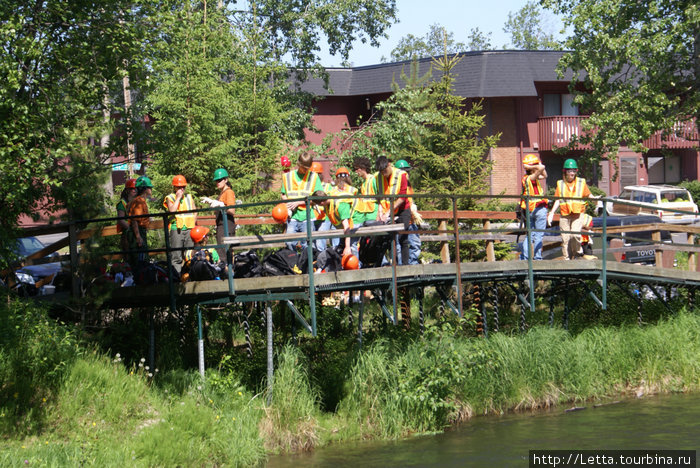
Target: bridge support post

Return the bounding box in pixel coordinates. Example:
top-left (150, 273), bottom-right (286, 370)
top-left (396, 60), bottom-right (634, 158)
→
top-left (266, 302), bottom-right (273, 405)
top-left (197, 304), bottom-right (205, 378)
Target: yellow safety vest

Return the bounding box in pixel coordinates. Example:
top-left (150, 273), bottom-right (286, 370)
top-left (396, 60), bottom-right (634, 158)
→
top-left (283, 170), bottom-right (319, 210)
top-left (377, 168), bottom-right (409, 213)
top-left (330, 185), bottom-right (359, 213)
top-left (325, 198), bottom-right (355, 229)
top-left (163, 193), bottom-right (196, 229)
top-left (520, 175), bottom-right (548, 212)
top-left (356, 174), bottom-right (377, 213)
top-left (557, 178), bottom-right (587, 215)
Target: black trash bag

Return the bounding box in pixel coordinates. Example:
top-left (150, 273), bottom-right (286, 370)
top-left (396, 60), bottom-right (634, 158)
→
top-left (358, 221), bottom-right (392, 268)
top-left (262, 248), bottom-right (303, 276)
top-left (233, 250), bottom-right (263, 278)
top-left (316, 246), bottom-right (343, 272)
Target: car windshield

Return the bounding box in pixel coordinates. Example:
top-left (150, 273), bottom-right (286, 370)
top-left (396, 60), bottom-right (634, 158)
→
top-left (16, 237), bottom-right (46, 257)
top-left (659, 190), bottom-right (690, 203)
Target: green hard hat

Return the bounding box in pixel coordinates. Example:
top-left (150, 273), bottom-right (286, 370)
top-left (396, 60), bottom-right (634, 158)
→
top-left (563, 159), bottom-right (578, 170)
top-left (135, 175), bottom-right (153, 188)
top-left (213, 168), bottom-right (229, 181)
top-left (394, 159), bottom-right (411, 169)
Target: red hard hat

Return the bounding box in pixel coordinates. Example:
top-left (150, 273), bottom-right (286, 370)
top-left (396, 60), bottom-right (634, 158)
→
top-left (190, 225), bottom-right (209, 243)
top-left (125, 178), bottom-right (136, 189)
top-left (280, 156), bottom-right (291, 168)
top-left (172, 175), bottom-right (187, 187)
top-left (342, 254), bottom-right (359, 270)
top-left (272, 203), bottom-right (288, 224)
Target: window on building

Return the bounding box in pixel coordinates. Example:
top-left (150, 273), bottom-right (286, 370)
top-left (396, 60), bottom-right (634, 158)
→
top-left (648, 155), bottom-right (681, 184)
top-left (543, 93), bottom-right (579, 116)
top-left (619, 157), bottom-right (638, 187)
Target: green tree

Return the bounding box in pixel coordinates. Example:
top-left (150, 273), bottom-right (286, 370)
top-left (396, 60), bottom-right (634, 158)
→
top-left (0, 1), bottom-right (147, 263)
top-left (467, 27), bottom-right (494, 51)
top-left (544, 0), bottom-right (700, 166)
top-left (316, 57), bottom-right (499, 210)
top-left (504, 0), bottom-right (561, 49)
top-left (387, 23), bottom-right (466, 62)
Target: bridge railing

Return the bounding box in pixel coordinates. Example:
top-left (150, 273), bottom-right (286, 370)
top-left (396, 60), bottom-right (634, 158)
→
top-left (10, 193), bottom-right (700, 316)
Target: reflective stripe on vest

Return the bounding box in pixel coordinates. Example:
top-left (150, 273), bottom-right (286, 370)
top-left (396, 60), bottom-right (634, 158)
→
top-left (558, 178), bottom-right (586, 215)
top-left (378, 168), bottom-right (408, 213)
top-left (330, 185), bottom-right (359, 214)
top-left (520, 176), bottom-right (548, 211)
top-left (580, 213), bottom-right (593, 244)
top-left (326, 199), bottom-right (354, 229)
top-left (357, 175), bottom-right (377, 213)
top-left (164, 193), bottom-right (196, 229)
top-left (283, 170), bottom-right (318, 209)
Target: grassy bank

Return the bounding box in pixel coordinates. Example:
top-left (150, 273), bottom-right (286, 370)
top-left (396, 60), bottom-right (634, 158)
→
top-left (2, 295), bottom-right (700, 466)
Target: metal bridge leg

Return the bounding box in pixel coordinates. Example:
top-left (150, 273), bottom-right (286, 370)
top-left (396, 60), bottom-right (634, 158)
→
top-left (418, 288), bottom-right (425, 336)
top-left (357, 294), bottom-right (364, 349)
top-left (266, 302), bottom-right (273, 405)
top-left (491, 283), bottom-right (499, 333)
top-left (244, 305), bottom-right (252, 358)
top-left (549, 293), bottom-right (555, 327)
top-left (197, 304), bottom-right (205, 378)
top-left (149, 309), bottom-right (155, 371)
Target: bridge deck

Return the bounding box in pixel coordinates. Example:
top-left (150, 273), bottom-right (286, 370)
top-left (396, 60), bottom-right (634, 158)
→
top-left (104, 260), bottom-right (700, 308)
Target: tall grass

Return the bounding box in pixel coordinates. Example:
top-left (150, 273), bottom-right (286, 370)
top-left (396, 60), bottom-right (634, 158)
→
top-left (337, 312), bottom-right (700, 438)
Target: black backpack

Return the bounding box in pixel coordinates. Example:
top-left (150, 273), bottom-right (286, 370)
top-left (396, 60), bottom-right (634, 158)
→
top-left (358, 221), bottom-right (392, 268)
top-left (233, 250), bottom-right (263, 278)
top-left (262, 248), bottom-right (305, 276)
top-left (316, 246), bottom-right (343, 272)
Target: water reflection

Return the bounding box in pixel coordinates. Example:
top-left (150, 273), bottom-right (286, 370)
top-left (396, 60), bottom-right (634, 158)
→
top-left (267, 394), bottom-right (700, 467)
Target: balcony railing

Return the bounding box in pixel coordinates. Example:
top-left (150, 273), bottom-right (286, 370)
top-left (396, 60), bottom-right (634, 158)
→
top-left (538, 116), bottom-right (699, 151)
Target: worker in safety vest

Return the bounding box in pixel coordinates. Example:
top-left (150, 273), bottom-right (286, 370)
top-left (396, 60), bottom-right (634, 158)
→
top-left (375, 155), bottom-right (411, 266)
top-left (519, 153), bottom-right (548, 260)
top-left (127, 176), bottom-right (153, 270)
top-left (352, 156), bottom-right (378, 226)
top-left (281, 153), bottom-right (323, 250)
top-left (547, 158), bottom-right (595, 260)
top-left (394, 159), bottom-right (422, 265)
top-left (163, 175), bottom-right (198, 274)
top-left (308, 160), bottom-right (333, 251)
top-left (329, 166), bottom-right (360, 249)
top-left (116, 178), bottom-right (137, 255)
top-left (310, 190), bottom-right (355, 259)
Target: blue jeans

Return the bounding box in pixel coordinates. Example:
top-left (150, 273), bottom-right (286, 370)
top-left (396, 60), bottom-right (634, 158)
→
top-left (314, 218), bottom-right (332, 251)
top-left (520, 205), bottom-right (547, 260)
top-left (286, 217), bottom-right (316, 251)
top-left (397, 224), bottom-right (421, 265)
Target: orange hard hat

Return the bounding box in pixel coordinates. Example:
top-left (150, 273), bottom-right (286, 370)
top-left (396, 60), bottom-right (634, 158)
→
top-left (335, 166), bottom-right (350, 177)
top-left (125, 178), bottom-right (136, 189)
top-left (280, 155), bottom-right (291, 168)
top-left (342, 254), bottom-right (359, 270)
top-left (272, 203), bottom-right (288, 224)
top-left (190, 225), bottom-right (209, 243)
top-left (522, 153), bottom-right (541, 165)
top-left (310, 162), bottom-right (323, 174)
top-left (172, 174), bottom-right (187, 187)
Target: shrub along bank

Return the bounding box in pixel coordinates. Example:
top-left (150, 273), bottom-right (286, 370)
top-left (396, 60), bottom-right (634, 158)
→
top-left (1, 294), bottom-right (700, 466)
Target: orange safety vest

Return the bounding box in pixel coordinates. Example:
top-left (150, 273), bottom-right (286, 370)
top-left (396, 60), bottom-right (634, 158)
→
top-left (557, 178), bottom-right (587, 215)
top-left (377, 168), bottom-right (409, 213)
top-left (283, 170), bottom-right (319, 210)
top-left (163, 193), bottom-right (197, 229)
top-left (325, 198), bottom-right (355, 229)
top-left (520, 175), bottom-right (548, 212)
top-left (580, 213), bottom-right (593, 244)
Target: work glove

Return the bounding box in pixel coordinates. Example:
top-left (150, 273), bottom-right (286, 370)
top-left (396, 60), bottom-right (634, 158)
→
top-left (410, 204), bottom-right (424, 225)
top-left (201, 197), bottom-right (224, 208)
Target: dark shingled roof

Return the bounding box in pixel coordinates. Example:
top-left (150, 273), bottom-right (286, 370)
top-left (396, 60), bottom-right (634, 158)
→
top-left (298, 50), bottom-right (575, 98)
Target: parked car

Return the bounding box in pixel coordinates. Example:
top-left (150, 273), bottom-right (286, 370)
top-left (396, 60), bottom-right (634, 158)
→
top-left (12, 236), bottom-right (65, 289)
top-left (591, 215), bottom-right (671, 265)
top-left (596, 185), bottom-right (699, 224)
top-left (542, 215), bottom-right (671, 265)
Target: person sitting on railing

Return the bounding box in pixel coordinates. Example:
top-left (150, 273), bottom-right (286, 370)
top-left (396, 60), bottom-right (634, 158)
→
top-left (547, 158), bottom-right (596, 260)
top-left (126, 176), bottom-right (153, 271)
top-left (281, 153), bottom-right (323, 251)
top-left (376, 155), bottom-right (411, 266)
top-left (116, 178), bottom-right (137, 256)
top-left (519, 153), bottom-right (548, 261)
top-left (310, 190), bottom-right (354, 259)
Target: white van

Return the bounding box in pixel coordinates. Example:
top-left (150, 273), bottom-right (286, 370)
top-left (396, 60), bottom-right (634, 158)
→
top-left (597, 185), bottom-right (698, 224)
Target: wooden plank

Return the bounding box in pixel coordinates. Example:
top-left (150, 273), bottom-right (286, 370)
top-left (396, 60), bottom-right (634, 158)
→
top-left (222, 223), bottom-right (404, 245)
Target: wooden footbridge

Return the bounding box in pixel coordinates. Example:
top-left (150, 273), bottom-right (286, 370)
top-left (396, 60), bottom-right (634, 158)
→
top-left (11, 193), bottom-right (700, 336)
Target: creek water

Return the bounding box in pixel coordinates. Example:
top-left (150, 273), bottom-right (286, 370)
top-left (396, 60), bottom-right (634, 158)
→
top-left (266, 393), bottom-right (699, 467)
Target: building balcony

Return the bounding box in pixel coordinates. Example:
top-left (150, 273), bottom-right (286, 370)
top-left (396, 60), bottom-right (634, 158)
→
top-left (538, 116), bottom-right (699, 152)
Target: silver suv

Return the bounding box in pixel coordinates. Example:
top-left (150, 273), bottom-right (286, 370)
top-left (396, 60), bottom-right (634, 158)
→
top-left (597, 185), bottom-right (698, 224)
